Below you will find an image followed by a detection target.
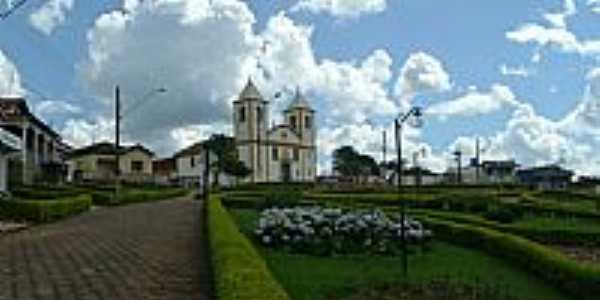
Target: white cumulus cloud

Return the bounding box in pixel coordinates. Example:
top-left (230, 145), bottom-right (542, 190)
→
top-left (292, 0), bottom-right (387, 18)
top-left (0, 50), bottom-right (23, 97)
top-left (72, 1), bottom-right (399, 157)
top-left (29, 0), bottom-right (74, 35)
top-left (499, 64), bottom-right (534, 77)
top-left (394, 52), bottom-right (451, 107)
top-left (427, 85), bottom-right (521, 119)
top-left (506, 0), bottom-right (600, 57)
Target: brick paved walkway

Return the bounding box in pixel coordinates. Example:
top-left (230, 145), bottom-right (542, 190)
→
top-left (0, 198), bottom-right (212, 300)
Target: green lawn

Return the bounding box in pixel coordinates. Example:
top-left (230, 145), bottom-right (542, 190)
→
top-left (229, 208), bottom-right (574, 300)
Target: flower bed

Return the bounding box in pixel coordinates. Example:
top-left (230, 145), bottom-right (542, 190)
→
top-left (255, 207), bottom-right (432, 256)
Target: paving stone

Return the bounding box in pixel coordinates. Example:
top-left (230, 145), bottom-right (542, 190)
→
top-left (0, 198), bottom-right (212, 300)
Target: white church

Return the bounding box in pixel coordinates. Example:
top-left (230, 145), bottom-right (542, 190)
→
top-left (233, 79), bottom-right (317, 183)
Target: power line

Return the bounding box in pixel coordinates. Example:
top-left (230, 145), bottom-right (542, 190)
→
top-left (0, 0), bottom-right (30, 20)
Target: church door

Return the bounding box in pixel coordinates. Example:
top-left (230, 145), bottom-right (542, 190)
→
top-left (281, 162), bottom-right (291, 183)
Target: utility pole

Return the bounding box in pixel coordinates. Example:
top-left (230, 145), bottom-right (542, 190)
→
top-left (394, 119), bottom-right (407, 277)
top-left (114, 85), bottom-right (121, 200)
top-left (454, 150), bottom-right (462, 184)
top-left (383, 130), bottom-right (387, 163)
top-left (475, 137), bottom-right (480, 184)
top-left (203, 147), bottom-right (209, 200)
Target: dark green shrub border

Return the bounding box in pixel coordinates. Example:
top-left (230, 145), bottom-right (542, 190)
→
top-left (420, 217), bottom-right (600, 299)
top-left (0, 194), bottom-right (92, 222)
top-left (12, 186), bottom-right (89, 200)
top-left (221, 183), bottom-right (314, 192)
top-left (417, 209), bottom-right (600, 247)
top-left (91, 188), bottom-right (189, 206)
top-left (208, 195), bottom-right (290, 300)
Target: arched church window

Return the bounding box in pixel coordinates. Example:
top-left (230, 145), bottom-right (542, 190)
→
top-left (257, 107), bottom-right (262, 122)
top-left (290, 116), bottom-right (297, 130)
top-left (272, 146), bottom-right (279, 161)
top-left (239, 107), bottom-right (246, 122)
top-left (305, 116), bottom-right (312, 129)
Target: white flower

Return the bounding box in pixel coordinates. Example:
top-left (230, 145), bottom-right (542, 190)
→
top-left (262, 235), bottom-right (272, 244)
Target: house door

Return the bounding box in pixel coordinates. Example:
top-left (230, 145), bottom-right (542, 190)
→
top-left (281, 162), bottom-right (291, 183)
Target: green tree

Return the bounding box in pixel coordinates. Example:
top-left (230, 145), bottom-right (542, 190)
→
top-left (223, 159), bottom-right (252, 184)
top-left (204, 134), bottom-right (253, 186)
top-left (333, 146), bottom-right (379, 182)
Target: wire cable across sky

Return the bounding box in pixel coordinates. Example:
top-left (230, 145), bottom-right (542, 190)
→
top-left (0, 0), bottom-right (29, 20)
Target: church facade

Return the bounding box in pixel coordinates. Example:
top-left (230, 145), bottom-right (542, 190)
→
top-left (233, 80), bottom-right (317, 183)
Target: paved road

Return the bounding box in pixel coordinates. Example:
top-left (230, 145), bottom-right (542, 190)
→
top-left (0, 198), bottom-right (212, 300)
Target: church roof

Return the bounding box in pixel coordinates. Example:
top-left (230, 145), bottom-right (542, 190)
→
top-left (285, 87), bottom-right (314, 112)
top-left (239, 78), bottom-right (263, 100)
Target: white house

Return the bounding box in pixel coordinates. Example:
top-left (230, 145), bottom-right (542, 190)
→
top-left (445, 160), bottom-right (519, 185)
top-left (66, 143), bottom-right (155, 184)
top-left (0, 127), bottom-right (21, 192)
top-left (389, 167), bottom-right (444, 186)
top-left (233, 79), bottom-right (317, 183)
top-left (0, 98), bottom-right (69, 184)
top-left (174, 142), bottom-right (234, 188)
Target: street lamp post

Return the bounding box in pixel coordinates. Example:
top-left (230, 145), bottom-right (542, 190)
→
top-left (394, 106), bottom-right (424, 278)
top-left (114, 85), bottom-right (167, 200)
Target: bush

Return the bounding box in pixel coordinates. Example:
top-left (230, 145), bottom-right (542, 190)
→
top-left (12, 186), bottom-right (88, 200)
top-left (209, 196), bottom-right (290, 300)
top-left (0, 194), bottom-right (92, 222)
top-left (435, 193), bottom-right (492, 213)
top-left (421, 209), bottom-right (600, 247)
top-left (91, 188), bottom-right (189, 206)
top-left (468, 201), bottom-right (489, 213)
top-left (421, 217), bottom-right (600, 300)
top-left (483, 208), bottom-right (517, 224)
top-left (263, 187), bottom-right (303, 208)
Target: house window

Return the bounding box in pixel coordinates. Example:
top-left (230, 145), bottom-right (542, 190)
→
top-left (239, 107), bottom-right (246, 122)
top-left (290, 116), bottom-right (297, 130)
top-left (272, 147), bottom-right (279, 161)
top-left (305, 116), bottom-right (312, 129)
top-left (190, 156), bottom-right (195, 167)
top-left (131, 161), bottom-right (144, 173)
top-left (293, 148), bottom-right (299, 161)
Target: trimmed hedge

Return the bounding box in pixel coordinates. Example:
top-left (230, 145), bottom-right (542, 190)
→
top-left (420, 216), bottom-right (600, 299)
top-left (417, 209), bottom-right (600, 247)
top-left (0, 194), bottom-right (92, 222)
top-left (91, 188), bottom-right (189, 206)
top-left (208, 195), bottom-right (290, 300)
top-left (12, 186), bottom-right (89, 200)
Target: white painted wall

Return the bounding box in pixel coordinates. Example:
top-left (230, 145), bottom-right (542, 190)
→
top-left (175, 150), bottom-right (234, 187)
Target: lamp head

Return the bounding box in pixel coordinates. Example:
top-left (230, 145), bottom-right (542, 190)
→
top-left (413, 106), bottom-right (423, 118)
top-left (409, 107), bottom-right (424, 128)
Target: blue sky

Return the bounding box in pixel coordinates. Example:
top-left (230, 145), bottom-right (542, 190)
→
top-left (1, 0), bottom-right (600, 174)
